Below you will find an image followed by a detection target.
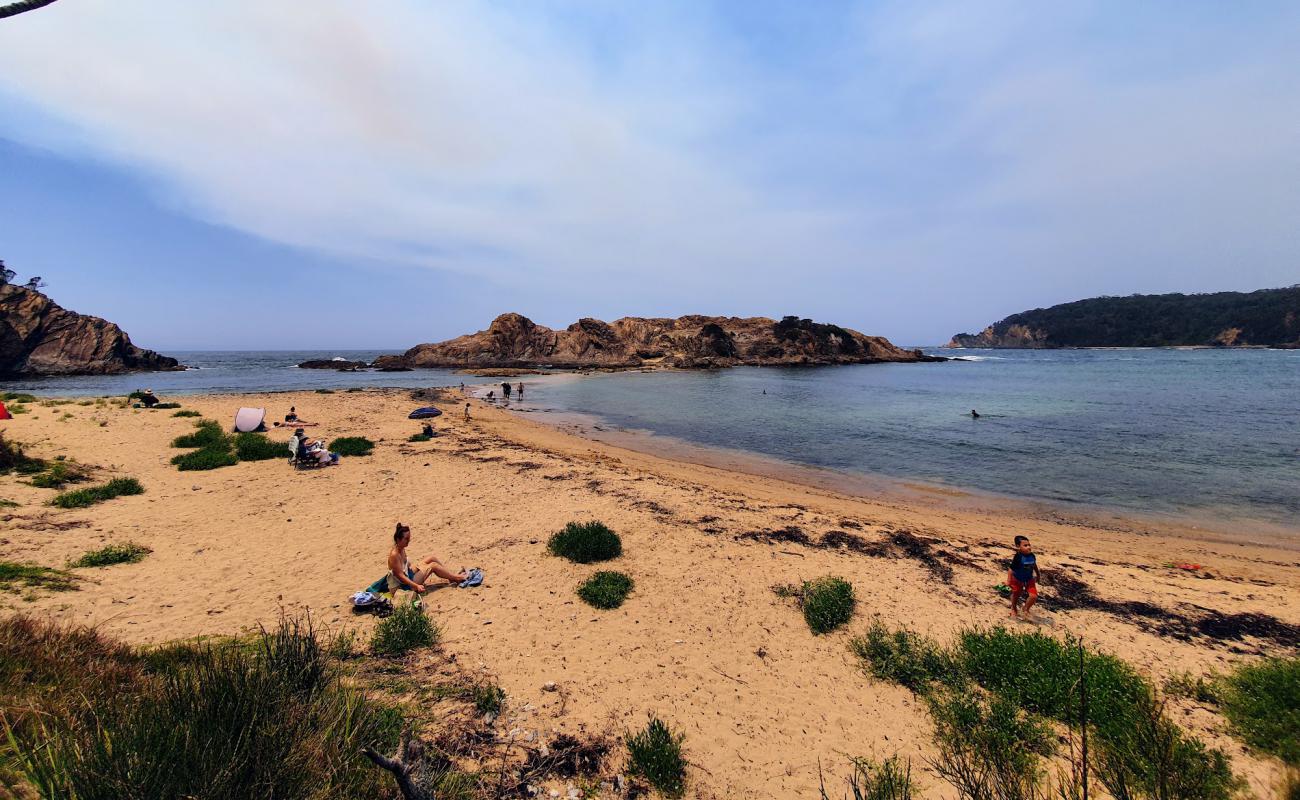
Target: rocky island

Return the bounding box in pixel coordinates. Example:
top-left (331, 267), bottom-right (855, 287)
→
top-left (372, 313), bottom-right (942, 370)
top-left (0, 284), bottom-right (181, 376)
top-left (948, 287), bottom-right (1300, 348)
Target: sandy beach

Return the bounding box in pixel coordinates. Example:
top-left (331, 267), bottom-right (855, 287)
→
top-left (2, 388), bottom-right (1297, 798)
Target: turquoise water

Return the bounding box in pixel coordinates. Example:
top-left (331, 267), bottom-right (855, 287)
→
top-left (519, 349), bottom-right (1300, 529)
top-left (5, 348), bottom-right (1297, 528)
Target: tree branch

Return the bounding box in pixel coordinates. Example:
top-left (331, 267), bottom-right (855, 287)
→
top-left (0, 0), bottom-right (61, 21)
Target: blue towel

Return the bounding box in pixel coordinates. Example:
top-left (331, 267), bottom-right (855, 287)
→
top-left (459, 568), bottom-right (484, 588)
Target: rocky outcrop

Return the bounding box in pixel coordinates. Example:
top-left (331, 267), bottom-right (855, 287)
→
top-left (373, 313), bottom-right (942, 370)
top-left (947, 324), bottom-right (1050, 349)
top-left (297, 359), bottom-right (368, 370)
top-left (0, 285), bottom-right (181, 376)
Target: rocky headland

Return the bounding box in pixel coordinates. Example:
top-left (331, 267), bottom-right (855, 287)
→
top-left (0, 284), bottom-right (181, 376)
top-left (372, 313), bottom-right (942, 370)
top-left (949, 287), bottom-right (1300, 348)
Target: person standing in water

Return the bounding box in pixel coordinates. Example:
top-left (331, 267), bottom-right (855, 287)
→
top-left (502, 381), bottom-right (512, 399)
top-left (516, 382), bottom-right (524, 399)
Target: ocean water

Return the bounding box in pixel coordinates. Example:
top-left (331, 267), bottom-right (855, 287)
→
top-left (4, 348), bottom-right (1297, 528)
top-left (517, 348), bottom-right (1300, 530)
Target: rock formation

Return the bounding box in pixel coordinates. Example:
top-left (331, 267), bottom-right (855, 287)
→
top-left (0, 284), bottom-right (181, 375)
top-left (297, 359), bottom-right (368, 371)
top-left (373, 313), bottom-right (941, 370)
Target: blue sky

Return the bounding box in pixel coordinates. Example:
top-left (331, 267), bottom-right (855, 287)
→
top-left (1, 1), bottom-right (1297, 350)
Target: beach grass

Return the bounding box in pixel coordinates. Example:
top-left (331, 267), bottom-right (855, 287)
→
top-left (150, 402), bottom-right (182, 409)
top-left (28, 460), bottom-right (92, 489)
top-left (577, 570), bottom-right (634, 609)
top-left (1218, 656), bottom-right (1300, 765)
top-left (171, 448), bottom-right (239, 471)
top-left (851, 620), bottom-right (958, 692)
top-left (0, 432), bottom-right (45, 475)
top-left (50, 477), bottom-right (144, 509)
top-left (170, 419), bottom-right (226, 449)
top-left (315, 388), bottom-right (335, 394)
top-left (172, 409), bottom-right (202, 417)
top-left (0, 562), bottom-right (77, 593)
top-left (407, 432), bottom-right (433, 442)
top-left (68, 542), bottom-right (152, 569)
top-left (548, 520), bottom-right (622, 563)
top-left (1, 392), bottom-right (37, 403)
top-left (234, 432), bottom-right (286, 462)
top-left (329, 436), bottom-right (374, 457)
top-left (1, 615), bottom-right (402, 800)
top-left (801, 576), bottom-right (855, 635)
top-left (926, 689), bottom-right (1053, 799)
top-left (472, 682), bottom-right (506, 715)
top-left (820, 755), bottom-right (916, 800)
top-left (371, 602), bottom-right (439, 656)
top-left (626, 716), bottom-right (687, 798)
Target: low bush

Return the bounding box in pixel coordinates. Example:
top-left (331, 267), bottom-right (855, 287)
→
top-left (926, 690), bottom-right (1053, 800)
top-left (50, 477), bottom-right (144, 509)
top-left (7, 403), bottom-right (30, 414)
top-left (548, 521), bottom-right (622, 563)
top-left (171, 448), bottom-right (239, 471)
top-left (3, 615), bottom-right (402, 800)
top-left (801, 576), bottom-right (855, 635)
top-left (0, 561), bottom-right (77, 593)
top-left (851, 620), bottom-right (958, 692)
top-left (68, 542), bottom-right (152, 569)
top-left (577, 571), bottom-right (634, 609)
top-left (472, 683), bottom-right (506, 715)
top-left (407, 432), bottom-right (433, 442)
top-left (234, 432), bottom-right (286, 462)
top-left (821, 755), bottom-right (916, 800)
top-left (1164, 671), bottom-right (1222, 705)
top-left (371, 602), bottom-right (439, 656)
top-left (171, 419), bottom-right (227, 449)
top-left (1218, 656), bottom-right (1300, 765)
top-left (626, 716), bottom-right (687, 798)
top-left (329, 436), bottom-right (374, 457)
top-left (0, 432), bottom-right (45, 474)
top-left (172, 409), bottom-right (202, 417)
top-left (28, 460), bottom-right (92, 489)
top-left (1, 392), bottom-right (37, 403)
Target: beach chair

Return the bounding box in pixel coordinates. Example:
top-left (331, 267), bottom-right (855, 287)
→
top-left (287, 436), bottom-right (324, 470)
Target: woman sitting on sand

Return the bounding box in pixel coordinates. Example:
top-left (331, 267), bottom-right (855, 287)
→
top-left (388, 523), bottom-right (468, 594)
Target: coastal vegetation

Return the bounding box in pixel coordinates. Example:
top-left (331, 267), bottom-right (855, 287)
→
top-left (548, 521), bottom-right (622, 563)
top-left (577, 570), bottom-right (634, 609)
top-left (407, 432), bottom-right (433, 442)
top-left (0, 432), bottom-right (44, 475)
top-left (800, 576), bottom-right (856, 634)
top-left (172, 409), bottom-right (202, 417)
top-left (169, 419), bottom-right (285, 470)
top-left (50, 477), bottom-right (144, 509)
top-left (27, 460), bottom-right (91, 489)
top-left (0, 561), bottom-right (76, 593)
top-left (1218, 656), bottom-right (1300, 765)
top-left (329, 436), bottom-right (374, 456)
top-left (626, 716), bottom-right (687, 798)
top-left (68, 542), bottom-right (152, 569)
top-left (234, 431), bottom-right (287, 461)
top-left (371, 601), bottom-right (439, 657)
top-left (819, 755), bottom-right (916, 800)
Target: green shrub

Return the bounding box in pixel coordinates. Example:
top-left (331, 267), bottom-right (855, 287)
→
top-left (1218, 656), bottom-right (1300, 765)
top-left (172, 409), bottom-right (202, 417)
top-left (315, 388), bottom-right (335, 394)
top-left (821, 755), bottom-right (916, 800)
top-left (150, 402), bottom-right (181, 410)
top-left (0, 433), bottom-right (45, 475)
top-left (3, 616), bottom-right (402, 800)
top-left (7, 403), bottom-right (30, 414)
top-left (407, 433), bottom-right (433, 442)
top-left (0, 562), bottom-right (77, 593)
top-left (126, 390), bottom-right (148, 400)
top-left (234, 432), bottom-right (286, 461)
top-left (548, 521), bottom-right (622, 563)
top-left (1164, 671), bottom-right (1222, 705)
top-left (926, 690), bottom-right (1053, 800)
top-left (68, 543), bottom-right (152, 569)
top-left (472, 683), bottom-right (506, 715)
top-left (801, 576), bottom-right (855, 635)
top-left (1, 392), bottom-right (37, 403)
top-left (851, 620), bottom-right (958, 692)
top-left (626, 716), bottom-right (687, 798)
top-left (29, 461), bottom-right (92, 489)
top-left (577, 571), bottom-right (634, 609)
top-left (371, 602), bottom-right (439, 656)
top-left (171, 448), bottom-right (239, 471)
top-left (50, 477), bottom-right (144, 509)
top-left (328, 437), bottom-right (374, 457)
top-left (171, 419), bottom-right (226, 449)
top-left (1280, 769), bottom-right (1300, 800)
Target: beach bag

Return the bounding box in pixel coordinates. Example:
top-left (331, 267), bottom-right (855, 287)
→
top-left (350, 591), bottom-right (393, 617)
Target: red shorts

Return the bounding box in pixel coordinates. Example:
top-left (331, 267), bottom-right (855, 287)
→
top-left (1009, 577), bottom-right (1037, 599)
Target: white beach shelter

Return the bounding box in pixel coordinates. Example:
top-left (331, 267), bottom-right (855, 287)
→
top-left (233, 407), bottom-right (265, 433)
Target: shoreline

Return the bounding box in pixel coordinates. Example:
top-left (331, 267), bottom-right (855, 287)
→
top-left (2, 388), bottom-right (1296, 797)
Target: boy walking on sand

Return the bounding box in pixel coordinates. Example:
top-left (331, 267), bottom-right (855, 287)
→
top-left (1008, 535), bottom-right (1040, 619)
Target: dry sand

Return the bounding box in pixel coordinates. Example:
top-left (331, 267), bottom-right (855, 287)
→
top-left (2, 389), bottom-right (1297, 798)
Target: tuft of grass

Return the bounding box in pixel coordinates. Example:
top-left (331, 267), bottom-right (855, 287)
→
top-left (0, 561), bottom-right (77, 593)
top-left (472, 682), bottom-right (506, 715)
top-left (345, 388), bottom-right (364, 393)
top-left (50, 477), bottom-right (144, 509)
top-left (68, 542), bottom-right (152, 569)
top-left (821, 755), bottom-right (916, 800)
top-left (171, 448), bottom-right (239, 471)
top-left (1218, 656), bottom-right (1300, 765)
top-left (170, 419), bottom-right (226, 449)
top-left (577, 571), bottom-right (634, 609)
top-left (329, 436), bottom-right (374, 457)
top-left (1280, 768), bottom-right (1300, 800)
top-left (371, 602), bottom-right (439, 656)
top-left (172, 409), bottom-right (202, 417)
top-left (0, 432), bottom-right (45, 475)
top-left (150, 402), bottom-right (182, 410)
top-left (2, 615), bottom-right (402, 800)
top-left (28, 460), bottom-right (92, 489)
top-left (8, 403), bottom-right (30, 414)
top-left (234, 432), bottom-right (286, 462)
top-left (851, 620), bottom-right (958, 692)
top-left (626, 716), bottom-right (687, 798)
top-left (1, 392), bottom-right (38, 403)
top-left (926, 689), bottom-right (1053, 800)
top-left (0, 498), bottom-right (18, 508)
top-left (801, 576), bottom-right (855, 635)
top-left (407, 433), bottom-right (433, 442)
top-left (1164, 671), bottom-right (1222, 705)
top-left (548, 521), bottom-right (622, 563)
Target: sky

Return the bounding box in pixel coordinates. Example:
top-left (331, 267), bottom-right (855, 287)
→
top-left (0, 1), bottom-right (1297, 351)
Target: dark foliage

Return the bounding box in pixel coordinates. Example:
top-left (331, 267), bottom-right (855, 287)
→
top-left (548, 521), bottom-right (622, 563)
top-left (577, 570), bottom-right (634, 609)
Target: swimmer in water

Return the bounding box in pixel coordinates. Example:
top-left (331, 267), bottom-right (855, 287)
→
top-left (971, 409), bottom-right (981, 419)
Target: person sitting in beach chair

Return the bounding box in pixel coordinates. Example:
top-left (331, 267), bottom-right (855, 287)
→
top-left (288, 428), bottom-right (337, 468)
top-left (387, 523), bottom-right (472, 596)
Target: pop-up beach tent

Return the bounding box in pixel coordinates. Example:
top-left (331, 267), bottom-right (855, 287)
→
top-left (233, 407), bottom-right (266, 432)
top-left (0, 401), bottom-right (10, 420)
